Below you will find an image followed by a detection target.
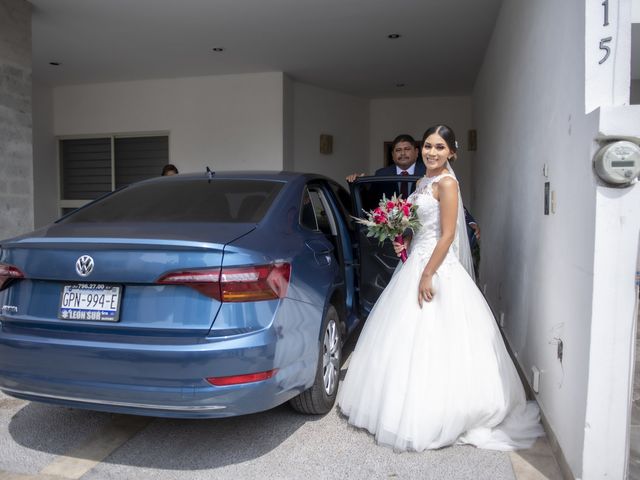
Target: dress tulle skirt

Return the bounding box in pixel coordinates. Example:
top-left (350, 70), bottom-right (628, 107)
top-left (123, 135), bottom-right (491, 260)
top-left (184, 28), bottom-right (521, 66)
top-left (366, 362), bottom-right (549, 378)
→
top-left (337, 252), bottom-right (544, 452)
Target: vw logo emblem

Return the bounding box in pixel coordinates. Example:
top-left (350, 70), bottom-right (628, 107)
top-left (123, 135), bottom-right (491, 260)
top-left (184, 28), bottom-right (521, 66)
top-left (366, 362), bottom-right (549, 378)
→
top-left (75, 255), bottom-right (94, 277)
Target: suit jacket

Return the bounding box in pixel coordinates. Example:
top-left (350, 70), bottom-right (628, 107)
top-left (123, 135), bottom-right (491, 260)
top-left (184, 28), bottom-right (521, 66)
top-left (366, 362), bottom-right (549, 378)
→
top-left (374, 161), bottom-right (426, 177)
top-left (369, 162), bottom-right (424, 205)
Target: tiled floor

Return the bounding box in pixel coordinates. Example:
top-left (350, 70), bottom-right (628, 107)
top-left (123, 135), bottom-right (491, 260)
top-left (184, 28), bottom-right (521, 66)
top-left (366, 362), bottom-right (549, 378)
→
top-left (510, 437), bottom-right (563, 480)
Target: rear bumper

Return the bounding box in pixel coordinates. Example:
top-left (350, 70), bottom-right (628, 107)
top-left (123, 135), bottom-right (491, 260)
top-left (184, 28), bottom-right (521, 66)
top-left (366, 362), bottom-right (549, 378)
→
top-left (2, 386), bottom-right (229, 416)
top-left (0, 379), bottom-right (291, 419)
top-left (0, 324), bottom-right (317, 418)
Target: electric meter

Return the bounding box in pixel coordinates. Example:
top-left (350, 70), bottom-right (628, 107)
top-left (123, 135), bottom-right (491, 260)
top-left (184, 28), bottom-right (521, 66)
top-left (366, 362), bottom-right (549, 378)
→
top-left (593, 141), bottom-right (640, 186)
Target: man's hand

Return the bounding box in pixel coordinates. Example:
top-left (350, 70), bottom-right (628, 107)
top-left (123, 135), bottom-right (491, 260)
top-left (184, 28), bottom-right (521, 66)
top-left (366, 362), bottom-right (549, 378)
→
top-left (469, 222), bottom-right (480, 240)
top-left (346, 173), bottom-right (365, 183)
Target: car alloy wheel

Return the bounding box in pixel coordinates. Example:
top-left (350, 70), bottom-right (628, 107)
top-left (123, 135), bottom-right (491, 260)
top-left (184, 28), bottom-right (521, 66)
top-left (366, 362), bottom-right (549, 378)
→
top-left (323, 318), bottom-right (340, 396)
top-left (289, 304), bottom-right (342, 414)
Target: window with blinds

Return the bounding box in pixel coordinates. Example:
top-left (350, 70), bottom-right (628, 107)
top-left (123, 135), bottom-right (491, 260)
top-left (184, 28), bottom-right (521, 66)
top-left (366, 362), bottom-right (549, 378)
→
top-left (60, 135), bottom-right (169, 202)
top-left (61, 138), bottom-right (112, 200)
top-left (114, 136), bottom-right (169, 189)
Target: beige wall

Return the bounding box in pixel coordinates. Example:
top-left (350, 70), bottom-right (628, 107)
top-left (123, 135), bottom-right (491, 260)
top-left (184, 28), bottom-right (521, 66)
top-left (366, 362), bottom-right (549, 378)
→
top-left (369, 96), bottom-right (474, 205)
top-left (53, 72), bottom-right (286, 173)
top-left (291, 82), bottom-right (369, 185)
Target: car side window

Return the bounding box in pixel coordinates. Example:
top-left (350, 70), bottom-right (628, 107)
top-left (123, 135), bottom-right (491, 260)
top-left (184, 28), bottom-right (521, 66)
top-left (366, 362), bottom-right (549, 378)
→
top-left (328, 181), bottom-right (354, 231)
top-left (300, 188), bottom-right (319, 231)
top-left (311, 190), bottom-right (338, 236)
top-left (300, 185), bottom-right (339, 236)
top-left (310, 191), bottom-right (331, 235)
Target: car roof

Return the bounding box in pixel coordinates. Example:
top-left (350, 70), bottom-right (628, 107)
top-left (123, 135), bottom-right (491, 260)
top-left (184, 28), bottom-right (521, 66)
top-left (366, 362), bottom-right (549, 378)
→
top-left (138, 170), bottom-right (332, 185)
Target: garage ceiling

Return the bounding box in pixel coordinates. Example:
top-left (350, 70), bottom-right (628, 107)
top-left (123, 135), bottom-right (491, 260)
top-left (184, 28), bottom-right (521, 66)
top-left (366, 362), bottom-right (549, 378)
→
top-left (30, 0), bottom-right (502, 98)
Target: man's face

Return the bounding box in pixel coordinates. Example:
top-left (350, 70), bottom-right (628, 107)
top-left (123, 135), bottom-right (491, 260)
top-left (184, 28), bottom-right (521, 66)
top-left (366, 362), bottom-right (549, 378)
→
top-left (392, 141), bottom-right (418, 170)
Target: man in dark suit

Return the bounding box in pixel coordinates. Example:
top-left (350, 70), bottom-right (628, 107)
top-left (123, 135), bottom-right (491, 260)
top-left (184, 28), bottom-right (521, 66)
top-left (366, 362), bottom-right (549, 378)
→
top-left (346, 133), bottom-right (480, 246)
top-left (375, 133), bottom-right (425, 177)
top-left (346, 134), bottom-right (424, 182)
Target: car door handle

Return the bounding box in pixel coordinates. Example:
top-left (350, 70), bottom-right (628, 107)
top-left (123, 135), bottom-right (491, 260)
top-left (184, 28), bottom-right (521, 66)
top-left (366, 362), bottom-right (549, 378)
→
top-left (305, 240), bottom-right (334, 266)
top-left (305, 240), bottom-right (333, 255)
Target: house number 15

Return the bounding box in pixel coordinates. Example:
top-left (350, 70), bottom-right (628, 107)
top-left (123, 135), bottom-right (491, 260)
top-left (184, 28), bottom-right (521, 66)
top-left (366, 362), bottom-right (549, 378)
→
top-left (599, 0), bottom-right (612, 64)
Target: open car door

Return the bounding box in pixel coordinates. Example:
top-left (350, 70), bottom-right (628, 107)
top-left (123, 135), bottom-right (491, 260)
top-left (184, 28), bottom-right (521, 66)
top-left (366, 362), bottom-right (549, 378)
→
top-left (349, 175), bottom-right (421, 316)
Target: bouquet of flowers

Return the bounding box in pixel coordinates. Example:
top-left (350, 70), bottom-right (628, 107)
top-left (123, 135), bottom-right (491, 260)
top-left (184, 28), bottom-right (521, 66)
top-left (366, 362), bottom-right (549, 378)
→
top-left (354, 193), bottom-right (421, 263)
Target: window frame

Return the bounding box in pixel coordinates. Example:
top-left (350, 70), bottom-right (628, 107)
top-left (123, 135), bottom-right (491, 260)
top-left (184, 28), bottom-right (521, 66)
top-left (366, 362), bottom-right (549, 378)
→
top-left (57, 131), bottom-right (170, 216)
top-left (299, 183), bottom-right (339, 237)
top-left (299, 187), bottom-right (320, 232)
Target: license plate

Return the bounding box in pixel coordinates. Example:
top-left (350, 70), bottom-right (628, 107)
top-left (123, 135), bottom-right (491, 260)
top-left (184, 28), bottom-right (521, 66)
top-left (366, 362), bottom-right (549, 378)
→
top-left (58, 283), bottom-right (122, 322)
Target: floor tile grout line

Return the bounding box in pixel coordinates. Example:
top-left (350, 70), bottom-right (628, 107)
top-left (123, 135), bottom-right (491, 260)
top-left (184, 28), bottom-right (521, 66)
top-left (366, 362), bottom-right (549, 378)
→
top-left (37, 415), bottom-right (152, 479)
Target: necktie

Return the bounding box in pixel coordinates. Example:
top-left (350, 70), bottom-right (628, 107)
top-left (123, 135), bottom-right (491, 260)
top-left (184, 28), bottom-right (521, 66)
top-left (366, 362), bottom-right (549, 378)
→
top-left (400, 170), bottom-right (408, 198)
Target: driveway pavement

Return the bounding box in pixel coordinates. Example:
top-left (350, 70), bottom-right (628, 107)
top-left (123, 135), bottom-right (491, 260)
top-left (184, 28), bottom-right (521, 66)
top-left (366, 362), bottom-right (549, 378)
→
top-left (0, 393), bottom-right (515, 480)
top-left (0, 334), bottom-right (559, 480)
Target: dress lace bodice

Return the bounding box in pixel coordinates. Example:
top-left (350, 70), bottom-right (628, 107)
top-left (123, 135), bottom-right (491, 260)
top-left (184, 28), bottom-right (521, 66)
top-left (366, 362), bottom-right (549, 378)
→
top-left (407, 173), bottom-right (460, 266)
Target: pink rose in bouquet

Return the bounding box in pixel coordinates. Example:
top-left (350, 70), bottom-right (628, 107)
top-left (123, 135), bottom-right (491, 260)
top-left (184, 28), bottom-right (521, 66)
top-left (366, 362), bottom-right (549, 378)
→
top-left (354, 193), bottom-right (421, 263)
top-left (372, 208), bottom-right (387, 224)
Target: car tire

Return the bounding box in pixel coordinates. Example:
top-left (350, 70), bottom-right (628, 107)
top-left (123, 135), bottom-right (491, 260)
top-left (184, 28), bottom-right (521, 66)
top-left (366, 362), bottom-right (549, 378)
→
top-left (290, 304), bottom-right (342, 415)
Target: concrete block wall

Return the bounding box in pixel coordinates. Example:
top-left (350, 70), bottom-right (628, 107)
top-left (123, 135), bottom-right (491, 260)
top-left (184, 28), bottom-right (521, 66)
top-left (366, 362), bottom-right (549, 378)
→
top-left (0, 0), bottom-right (32, 241)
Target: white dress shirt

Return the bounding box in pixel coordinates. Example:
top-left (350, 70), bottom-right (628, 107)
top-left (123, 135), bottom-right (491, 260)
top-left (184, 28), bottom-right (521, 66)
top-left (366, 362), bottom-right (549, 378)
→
top-left (396, 163), bottom-right (416, 175)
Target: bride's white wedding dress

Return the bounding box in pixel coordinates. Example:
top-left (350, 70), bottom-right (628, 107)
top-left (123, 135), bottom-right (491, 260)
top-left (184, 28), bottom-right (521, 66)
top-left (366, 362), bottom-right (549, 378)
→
top-left (337, 172), bottom-right (544, 451)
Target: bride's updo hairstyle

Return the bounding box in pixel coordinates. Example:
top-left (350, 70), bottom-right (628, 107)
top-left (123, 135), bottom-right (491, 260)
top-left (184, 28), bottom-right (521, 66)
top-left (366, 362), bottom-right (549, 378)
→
top-left (422, 124), bottom-right (458, 162)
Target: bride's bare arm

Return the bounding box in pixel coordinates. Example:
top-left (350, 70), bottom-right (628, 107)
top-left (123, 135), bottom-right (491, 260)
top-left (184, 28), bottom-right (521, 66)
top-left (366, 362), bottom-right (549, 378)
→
top-left (418, 176), bottom-right (458, 307)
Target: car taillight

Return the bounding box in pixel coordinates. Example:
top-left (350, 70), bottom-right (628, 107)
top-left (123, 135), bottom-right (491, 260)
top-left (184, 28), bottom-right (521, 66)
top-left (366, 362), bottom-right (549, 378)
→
top-left (206, 369), bottom-right (278, 386)
top-left (156, 263), bottom-right (290, 302)
top-left (0, 263), bottom-right (24, 290)
top-left (156, 268), bottom-right (222, 298)
top-left (220, 264), bottom-right (290, 302)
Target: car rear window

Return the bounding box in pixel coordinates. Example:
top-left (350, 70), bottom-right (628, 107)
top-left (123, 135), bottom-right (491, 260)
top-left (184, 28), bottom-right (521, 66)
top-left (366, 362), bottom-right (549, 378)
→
top-left (59, 179), bottom-right (284, 223)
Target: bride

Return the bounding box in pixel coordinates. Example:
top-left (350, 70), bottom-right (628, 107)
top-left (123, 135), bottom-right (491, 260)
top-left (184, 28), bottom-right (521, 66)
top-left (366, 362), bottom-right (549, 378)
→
top-left (337, 124), bottom-right (544, 451)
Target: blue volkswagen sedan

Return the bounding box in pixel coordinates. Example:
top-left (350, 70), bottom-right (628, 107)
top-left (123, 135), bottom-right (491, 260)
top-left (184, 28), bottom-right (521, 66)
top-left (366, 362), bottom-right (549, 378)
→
top-left (0, 171), bottom-right (416, 418)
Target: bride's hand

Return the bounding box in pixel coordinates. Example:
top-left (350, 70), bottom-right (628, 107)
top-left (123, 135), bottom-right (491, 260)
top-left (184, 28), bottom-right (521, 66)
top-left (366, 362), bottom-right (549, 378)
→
top-left (392, 240), bottom-right (405, 257)
top-left (392, 237), bottom-right (410, 257)
top-left (418, 272), bottom-right (434, 307)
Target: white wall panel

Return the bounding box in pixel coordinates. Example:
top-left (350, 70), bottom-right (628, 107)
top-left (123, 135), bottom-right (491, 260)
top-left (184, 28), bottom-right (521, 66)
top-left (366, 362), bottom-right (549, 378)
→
top-left (369, 96), bottom-right (474, 204)
top-left (291, 82), bottom-right (369, 184)
top-left (472, 0), bottom-right (600, 477)
top-left (53, 72), bottom-right (286, 174)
